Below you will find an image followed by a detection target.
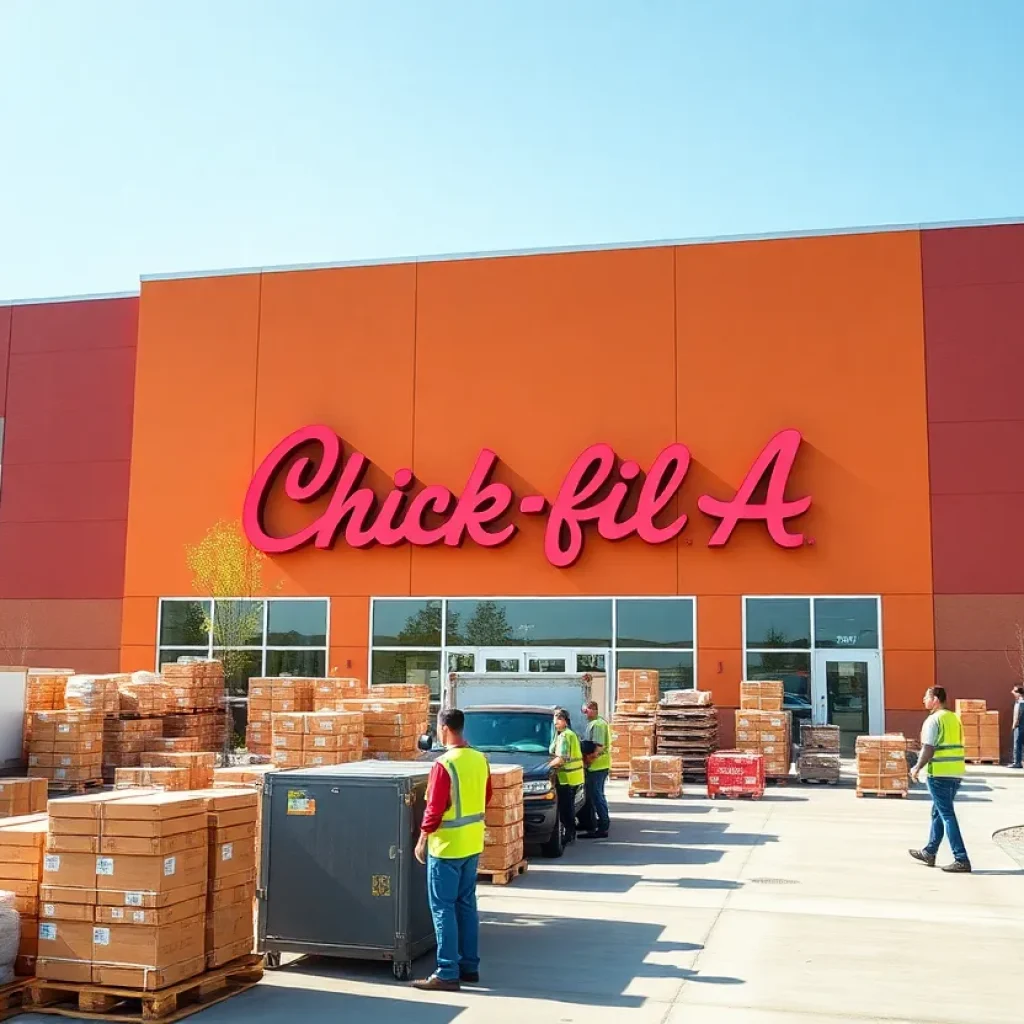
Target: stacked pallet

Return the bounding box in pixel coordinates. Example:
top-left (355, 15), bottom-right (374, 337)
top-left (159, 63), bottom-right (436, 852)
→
top-left (0, 813), bottom-right (48, 976)
top-left (163, 711), bottom-right (228, 754)
top-left (23, 671), bottom-right (71, 761)
top-left (956, 699), bottom-right (1000, 763)
top-left (656, 690), bottom-right (718, 778)
top-left (480, 765), bottom-right (525, 880)
top-left (146, 736), bottom-right (199, 754)
top-left (0, 779), bottom-right (47, 819)
top-left (855, 734), bottom-right (908, 797)
top-left (246, 678), bottom-right (314, 757)
top-left (798, 724), bottom-right (841, 784)
top-left (116, 672), bottom-right (170, 718)
top-left (28, 711), bottom-right (103, 792)
top-left (612, 669), bottom-right (660, 779)
top-left (40, 791), bottom-right (209, 987)
top-left (200, 789), bottom-right (258, 969)
top-left (211, 766), bottom-right (277, 788)
top-left (740, 679), bottom-right (784, 711)
top-left (102, 719), bottom-right (163, 784)
top-left (313, 677), bottom-right (368, 710)
top-left (162, 661), bottom-right (225, 713)
top-left (735, 707), bottom-right (793, 780)
top-left (340, 698), bottom-right (424, 760)
top-left (114, 767), bottom-right (191, 791)
top-left (141, 752), bottom-right (216, 791)
top-left (64, 675), bottom-right (122, 716)
top-left (629, 755), bottom-right (683, 798)
top-left (369, 684), bottom-right (431, 751)
top-left (270, 711), bottom-right (365, 769)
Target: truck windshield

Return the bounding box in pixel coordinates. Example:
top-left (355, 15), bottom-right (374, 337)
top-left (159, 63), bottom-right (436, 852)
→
top-left (462, 712), bottom-right (554, 754)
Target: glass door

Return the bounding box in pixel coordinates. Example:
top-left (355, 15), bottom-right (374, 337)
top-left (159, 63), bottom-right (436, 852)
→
top-left (812, 650), bottom-right (882, 756)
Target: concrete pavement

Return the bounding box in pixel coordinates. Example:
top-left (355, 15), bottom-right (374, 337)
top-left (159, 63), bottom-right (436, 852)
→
top-left (16, 767), bottom-right (1024, 1023)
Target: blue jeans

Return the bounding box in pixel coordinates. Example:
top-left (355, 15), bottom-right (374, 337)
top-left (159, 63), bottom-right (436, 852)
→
top-left (585, 769), bottom-right (609, 833)
top-left (1013, 726), bottom-right (1023, 767)
top-left (924, 776), bottom-right (968, 863)
top-left (426, 853), bottom-right (480, 981)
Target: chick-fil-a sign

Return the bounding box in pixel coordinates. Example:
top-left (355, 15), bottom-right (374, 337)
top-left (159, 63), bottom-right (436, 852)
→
top-left (242, 426), bottom-right (811, 568)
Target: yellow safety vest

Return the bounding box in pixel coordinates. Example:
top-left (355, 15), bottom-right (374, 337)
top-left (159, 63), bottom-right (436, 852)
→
top-left (428, 746), bottom-right (489, 860)
top-left (585, 717), bottom-right (612, 773)
top-left (552, 729), bottom-right (584, 787)
top-left (928, 709), bottom-right (966, 778)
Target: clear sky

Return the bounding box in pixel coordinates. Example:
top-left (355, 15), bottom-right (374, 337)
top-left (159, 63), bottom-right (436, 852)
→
top-left (1, 1), bottom-right (1022, 299)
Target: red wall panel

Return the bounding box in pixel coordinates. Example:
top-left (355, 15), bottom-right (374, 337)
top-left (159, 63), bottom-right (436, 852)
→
top-left (8, 296), bottom-right (138, 354)
top-left (0, 305), bottom-right (11, 417)
top-left (0, 461), bottom-right (131, 523)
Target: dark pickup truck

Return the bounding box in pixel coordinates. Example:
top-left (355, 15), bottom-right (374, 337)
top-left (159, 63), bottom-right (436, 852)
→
top-left (418, 705), bottom-right (587, 858)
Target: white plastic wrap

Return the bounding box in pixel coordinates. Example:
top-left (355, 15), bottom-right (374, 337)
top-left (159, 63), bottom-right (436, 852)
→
top-left (0, 890), bottom-right (20, 985)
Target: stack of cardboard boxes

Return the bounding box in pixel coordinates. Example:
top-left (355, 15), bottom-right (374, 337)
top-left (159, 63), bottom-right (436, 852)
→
top-left (246, 678), bottom-right (314, 758)
top-left (313, 677), bottom-right (368, 710)
top-left (343, 698), bottom-right (424, 760)
top-left (798, 724), bottom-right (842, 783)
top-left (481, 766), bottom-right (524, 876)
top-left (114, 767), bottom-right (191, 792)
top-left (0, 779), bottom-right (48, 818)
top-left (102, 719), bottom-right (163, 784)
top-left (271, 711), bottom-right (365, 769)
top-left (612, 669), bottom-right (660, 778)
top-left (740, 680), bottom-right (784, 711)
top-left (735, 709), bottom-right (792, 780)
top-left (162, 662), bottom-right (225, 713)
top-left (655, 690), bottom-right (718, 778)
top-left (855, 734), bottom-right (909, 796)
top-left (64, 675), bottom-right (122, 716)
top-left (628, 755), bottom-right (683, 798)
top-left (201, 789), bottom-right (257, 969)
top-left (956, 699), bottom-right (1000, 763)
top-left (28, 711), bottom-right (104, 792)
top-left (23, 671), bottom-right (71, 760)
top-left (0, 813), bottom-right (48, 975)
top-left (141, 752), bottom-right (216, 790)
top-left (117, 674), bottom-right (170, 718)
top-left (162, 712), bottom-right (227, 755)
top-left (39, 791), bottom-right (210, 988)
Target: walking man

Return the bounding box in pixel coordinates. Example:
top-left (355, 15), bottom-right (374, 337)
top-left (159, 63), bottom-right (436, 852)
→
top-left (549, 708), bottom-right (584, 844)
top-left (909, 686), bottom-right (971, 873)
top-left (414, 708), bottom-right (492, 990)
top-left (580, 700), bottom-right (611, 839)
top-left (1011, 685), bottom-right (1024, 769)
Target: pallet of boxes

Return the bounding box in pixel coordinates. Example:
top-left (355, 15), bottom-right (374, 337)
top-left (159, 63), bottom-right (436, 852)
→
top-left (0, 812), bottom-right (49, 981)
top-left (656, 689), bottom-right (718, 779)
top-left (33, 790), bottom-right (262, 1018)
top-left (735, 681), bottom-right (793, 782)
top-left (161, 661), bottom-right (228, 758)
top-left (855, 734), bottom-right (908, 798)
top-left (271, 709), bottom-right (365, 770)
top-left (23, 671), bottom-right (73, 763)
top-left (798, 724), bottom-right (841, 785)
top-left (956, 699), bottom-right (1000, 764)
top-left (104, 673), bottom-right (168, 786)
top-left (27, 710), bottom-right (103, 796)
top-left (629, 756), bottom-right (683, 799)
top-left (479, 765), bottom-right (526, 884)
top-left (611, 670), bottom-right (659, 779)
top-left (343, 684), bottom-right (430, 761)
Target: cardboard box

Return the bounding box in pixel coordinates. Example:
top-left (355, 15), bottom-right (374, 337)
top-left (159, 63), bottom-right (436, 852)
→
top-left (489, 765), bottom-right (524, 789)
top-left (40, 885), bottom-right (97, 907)
top-left (93, 953), bottom-right (208, 990)
top-left (101, 811), bottom-right (208, 841)
top-left (96, 879), bottom-right (207, 910)
top-left (114, 767), bottom-right (191, 792)
top-left (483, 821), bottom-right (524, 846)
top-left (95, 894), bottom-right (206, 926)
top-left (43, 851), bottom-right (97, 890)
top-left (205, 903), bottom-right (252, 950)
top-left (99, 829), bottom-right (207, 858)
top-left (95, 847), bottom-right (207, 894)
top-left (92, 915), bottom-right (205, 981)
top-left (40, 901), bottom-right (94, 922)
top-left (37, 918), bottom-right (93, 965)
top-left (0, 778), bottom-right (48, 817)
top-left (207, 881), bottom-right (255, 913)
top-left (485, 803), bottom-right (524, 827)
top-left (209, 842), bottom-right (256, 881)
top-left (479, 841), bottom-right (523, 872)
top-left (101, 793), bottom-right (206, 823)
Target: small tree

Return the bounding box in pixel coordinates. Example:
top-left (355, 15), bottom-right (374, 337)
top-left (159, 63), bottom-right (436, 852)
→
top-left (0, 613), bottom-right (33, 665)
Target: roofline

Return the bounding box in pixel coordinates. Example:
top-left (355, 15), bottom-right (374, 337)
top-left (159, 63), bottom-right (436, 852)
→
top-left (140, 214), bottom-right (1024, 284)
top-left (0, 290), bottom-right (138, 308)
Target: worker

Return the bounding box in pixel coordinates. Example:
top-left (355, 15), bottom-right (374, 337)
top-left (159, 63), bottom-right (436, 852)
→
top-left (549, 708), bottom-right (584, 845)
top-left (580, 699), bottom-right (611, 839)
top-left (908, 686), bottom-right (971, 873)
top-left (413, 707), bottom-right (493, 990)
top-left (1011, 685), bottom-right (1024, 769)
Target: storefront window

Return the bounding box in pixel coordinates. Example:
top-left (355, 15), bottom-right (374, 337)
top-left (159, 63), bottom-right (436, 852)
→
top-left (616, 599), bottom-right (694, 649)
top-left (446, 599), bottom-right (612, 647)
top-left (267, 600), bottom-right (327, 646)
top-left (266, 649), bottom-right (327, 678)
top-left (745, 652), bottom-right (812, 722)
top-left (371, 650), bottom-right (442, 695)
top-left (616, 651), bottom-right (695, 691)
top-left (745, 598), bottom-right (811, 649)
top-left (372, 600), bottom-right (442, 646)
top-left (213, 600), bottom-right (264, 648)
top-left (159, 600), bottom-right (211, 647)
top-left (814, 598), bottom-right (879, 649)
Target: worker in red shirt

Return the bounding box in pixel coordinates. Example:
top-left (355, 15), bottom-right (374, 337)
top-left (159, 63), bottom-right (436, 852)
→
top-left (413, 708), bottom-right (493, 991)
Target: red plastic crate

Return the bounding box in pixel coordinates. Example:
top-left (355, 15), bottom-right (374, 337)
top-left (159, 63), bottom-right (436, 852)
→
top-left (707, 750), bottom-right (765, 799)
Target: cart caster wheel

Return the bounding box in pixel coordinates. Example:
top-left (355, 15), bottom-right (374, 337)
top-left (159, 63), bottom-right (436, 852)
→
top-left (265, 952), bottom-right (282, 970)
top-left (393, 960), bottom-right (412, 982)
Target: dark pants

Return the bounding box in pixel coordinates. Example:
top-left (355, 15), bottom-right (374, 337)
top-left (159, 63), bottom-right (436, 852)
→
top-left (924, 776), bottom-right (968, 863)
top-left (585, 768), bottom-right (610, 834)
top-left (556, 783), bottom-right (579, 842)
top-left (1013, 725), bottom-right (1023, 767)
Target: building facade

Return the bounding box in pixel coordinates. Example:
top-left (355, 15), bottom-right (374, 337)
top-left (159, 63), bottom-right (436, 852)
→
top-left (1, 221), bottom-right (1022, 751)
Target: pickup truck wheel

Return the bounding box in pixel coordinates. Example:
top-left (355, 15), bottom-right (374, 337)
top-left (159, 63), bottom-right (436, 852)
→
top-left (541, 820), bottom-right (565, 859)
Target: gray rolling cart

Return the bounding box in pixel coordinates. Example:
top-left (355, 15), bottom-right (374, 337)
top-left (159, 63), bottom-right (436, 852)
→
top-left (257, 761), bottom-right (435, 980)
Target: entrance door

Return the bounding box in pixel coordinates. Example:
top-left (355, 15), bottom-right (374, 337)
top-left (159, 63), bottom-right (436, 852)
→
top-left (812, 650), bottom-right (882, 756)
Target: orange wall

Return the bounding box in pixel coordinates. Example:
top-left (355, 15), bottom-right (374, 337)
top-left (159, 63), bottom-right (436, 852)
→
top-left (121, 232), bottom-right (935, 709)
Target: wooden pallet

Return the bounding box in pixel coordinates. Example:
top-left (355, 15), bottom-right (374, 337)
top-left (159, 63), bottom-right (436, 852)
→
top-left (628, 790), bottom-right (682, 799)
top-left (47, 779), bottom-right (104, 795)
top-left (966, 758), bottom-right (1000, 765)
top-left (0, 978), bottom-right (33, 1022)
top-left (856, 788), bottom-right (908, 799)
top-left (799, 777), bottom-right (840, 786)
top-left (765, 775), bottom-right (793, 786)
top-left (26, 954), bottom-right (263, 1023)
top-left (477, 858), bottom-right (528, 885)
top-left (708, 789), bottom-right (763, 800)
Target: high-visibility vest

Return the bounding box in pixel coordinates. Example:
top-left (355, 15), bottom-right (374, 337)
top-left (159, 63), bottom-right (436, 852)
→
top-left (427, 746), bottom-right (489, 860)
top-left (553, 729), bottom-right (585, 787)
top-left (928, 709), bottom-right (966, 778)
top-left (585, 717), bottom-right (612, 773)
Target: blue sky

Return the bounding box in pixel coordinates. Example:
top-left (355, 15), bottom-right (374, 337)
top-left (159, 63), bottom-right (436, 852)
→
top-left (1, 1), bottom-right (1022, 299)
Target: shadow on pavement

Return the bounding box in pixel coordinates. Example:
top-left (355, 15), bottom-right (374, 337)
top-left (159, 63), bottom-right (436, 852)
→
top-left (512, 868), bottom-right (744, 893)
